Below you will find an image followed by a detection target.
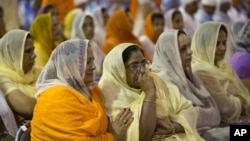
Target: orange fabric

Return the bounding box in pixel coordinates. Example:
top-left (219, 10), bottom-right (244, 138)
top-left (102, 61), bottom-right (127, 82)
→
top-left (31, 85), bottom-right (113, 141)
top-left (154, 0), bottom-right (161, 10)
top-left (102, 10), bottom-right (151, 61)
top-left (41, 0), bottom-right (75, 25)
top-left (143, 13), bottom-right (158, 44)
top-left (129, 0), bottom-right (138, 20)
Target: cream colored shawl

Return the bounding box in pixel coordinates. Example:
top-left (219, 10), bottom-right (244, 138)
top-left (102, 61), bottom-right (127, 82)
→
top-left (0, 30), bottom-right (40, 97)
top-left (191, 22), bottom-right (250, 123)
top-left (99, 43), bottom-right (204, 141)
top-left (152, 30), bottom-right (209, 107)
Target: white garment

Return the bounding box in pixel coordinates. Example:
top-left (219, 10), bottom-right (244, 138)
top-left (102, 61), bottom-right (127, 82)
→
top-left (92, 7), bottom-right (106, 48)
top-left (228, 7), bottom-right (248, 22)
top-left (139, 35), bottom-right (155, 60)
top-left (179, 7), bottom-right (198, 38)
top-left (0, 90), bottom-right (17, 137)
top-left (36, 39), bottom-right (92, 99)
top-left (213, 0), bottom-right (232, 23)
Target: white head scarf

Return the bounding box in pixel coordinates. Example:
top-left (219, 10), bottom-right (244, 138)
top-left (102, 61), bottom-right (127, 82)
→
top-left (71, 11), bottom-right (94, 39)
top-left (152, 30), bottom-right (208, 106)
top-left (201, 0), bottom-right (217, 6)
top-left (36, 39), bottom-right (92, 99)
top-left (164, 8), bottom-right (180, 29)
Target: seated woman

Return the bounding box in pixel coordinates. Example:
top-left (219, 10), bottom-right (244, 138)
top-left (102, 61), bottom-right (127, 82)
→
top-left (139, 12), bottom-right (164, 60)
top-left (71, 11), bottom-right (105, 81)
top-left (191, 22), bottom-right (250, 124)
top-left (0, 29), bottom-right (39, 120)
top-left (98, 43), bottom-right (204, 140)
top-left (30, 12), bottom-right (65, 67)
top-left (152, 29), bottom-right (229, 140)
top-left (102, 9), bottom-right (151, 61)
top-left (229, 20), bottom-right (250, 92)
top-left (31, 39), bottom-right (133, 141)
top-left (164, 8), bottom-right (184, 30)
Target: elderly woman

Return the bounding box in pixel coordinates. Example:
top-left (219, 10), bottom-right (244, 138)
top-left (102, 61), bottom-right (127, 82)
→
top-left (99, 43), bottom-right (204, 141)
top-left (0, 29), bottom-right (39, 120)
top-left (31, 39), bottom-right (133, 141)
top-left (152, 30), bottom-right (229, 140)
top-left (191, 22), bottom-right (250, 124)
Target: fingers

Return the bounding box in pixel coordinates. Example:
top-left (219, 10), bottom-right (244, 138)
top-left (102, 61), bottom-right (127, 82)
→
top-left (115, 108), bottom-right (133, 125)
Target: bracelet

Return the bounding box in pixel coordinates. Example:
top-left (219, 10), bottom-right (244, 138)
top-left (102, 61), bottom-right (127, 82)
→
top-left (143, 100), bottom-right (156, 104)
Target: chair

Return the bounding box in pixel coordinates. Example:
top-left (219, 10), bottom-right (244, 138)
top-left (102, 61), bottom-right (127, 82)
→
top-left (15, 121), bottom-right (31, 141)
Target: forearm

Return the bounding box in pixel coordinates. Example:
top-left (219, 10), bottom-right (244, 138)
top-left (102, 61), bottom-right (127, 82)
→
top-left (139, 93), bottom-right (156, 141)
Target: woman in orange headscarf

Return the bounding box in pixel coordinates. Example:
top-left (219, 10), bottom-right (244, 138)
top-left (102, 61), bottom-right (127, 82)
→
top-left (139, 12), bottom-right (164, 60)
top-left (102, 9), bottom-right (151, 61)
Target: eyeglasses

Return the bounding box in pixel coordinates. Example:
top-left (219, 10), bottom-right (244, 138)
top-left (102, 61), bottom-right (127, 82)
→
top-left (125, 61), bottom-right (150, 71)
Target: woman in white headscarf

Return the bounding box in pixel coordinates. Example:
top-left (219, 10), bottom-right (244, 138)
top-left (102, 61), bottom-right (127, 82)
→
top-left (71, 11), bottom-right (105, 81)
top-left (152, 29), bottom-right (229, 141)
top-left (31, 39), bottom-right (133, 141)
top-left (164, 8), bottom-right (184, 31)
top-left (99, 43), bottom-right (204, 141)
top-left (191, 22), bottom-right (250, 124)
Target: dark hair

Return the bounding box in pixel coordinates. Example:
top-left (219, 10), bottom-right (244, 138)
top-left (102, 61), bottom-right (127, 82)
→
top-left (43, 4), bottom-right (56, 13)
top-left (172, 10), bottom-right (181, 21)
top-left (178, 30), bottom-right (187, 36)
top-left (219, 24), bottom-right (228, 36)
top-left (0, 6), bottom-right (3, 13)
top-left (26, 33), bottom-right (33, 39)
top-left (101, 7), bottom-right (107, 13)
top-left (151, 13), bottom-right (164, 23)
top-left (122, 45), bottom-right (144, 63)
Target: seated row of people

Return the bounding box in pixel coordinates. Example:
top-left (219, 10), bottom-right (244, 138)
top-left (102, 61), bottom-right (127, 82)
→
top-left (0, 20), bottom-right (250, 140)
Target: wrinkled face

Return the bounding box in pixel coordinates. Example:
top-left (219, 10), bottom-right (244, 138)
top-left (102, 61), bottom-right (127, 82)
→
top-left (125, 50), bottom-right (147, 89)
top-left (178, 33), bottom-right (192, 68)
top-left (172, 13), bottom-right (184, 30)
top-left (102, 10), bottom-right (109, 26)
top-left (214, 29), bottom-right (227, 65)
top-left (82, 16), bottom-right (94, 40)
top-left (84, 46), bottom-right (96, 85)
top-left (23, 37), bottom-right (36, 73)
top-left (152, 18), bottom-right (164, 37)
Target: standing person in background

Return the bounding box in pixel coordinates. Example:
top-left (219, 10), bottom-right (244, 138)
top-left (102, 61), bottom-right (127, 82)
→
top-left (139, 12), bottom-right (164, 60)
top-left (18, 0), bottom-right (36, 30)
top-left (195, 0), bottom-right (217, 24)
top-left (0, 6), bottom-right (7, 38)
top-left (179, 0), bottom-right (198, 38)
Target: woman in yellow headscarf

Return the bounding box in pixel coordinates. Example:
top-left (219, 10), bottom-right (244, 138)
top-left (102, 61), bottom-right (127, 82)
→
top-left (30, 13), bottom-right (65, 67)
top-left (0, 29), bottom-right (40, 119)
top-left (102, 9), bottom-right (151, 61)
top-left (191, 22), bottom-right (250, 124)
top-left (99, 43), bottom-right (204, 141)
top-left (139, 12), bottom-right (164, 60)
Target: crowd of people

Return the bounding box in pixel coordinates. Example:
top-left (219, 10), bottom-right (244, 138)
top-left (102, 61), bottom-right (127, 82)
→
top-left (0, 0), bottom-right (250, 141)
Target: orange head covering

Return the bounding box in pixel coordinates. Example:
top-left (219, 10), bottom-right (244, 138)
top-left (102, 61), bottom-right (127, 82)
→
top-left (41, 0), bottom-right (75, 25)
top-left (129, 0), bottom-right (162, 20)
top-left (102, 9), bottom-right (150, 61)
top-left (143, 13), bottom-right (158, 44)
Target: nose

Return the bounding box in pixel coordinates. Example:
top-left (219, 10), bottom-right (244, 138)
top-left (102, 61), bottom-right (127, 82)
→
top-left (187, 47), bottom-right (193, 55)
top-left (31, 52), bottom-right (36, 60)
top-left (138, 64), bottom-right (146, 74)
top-left (90, 62), bottom-right (96, 70)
